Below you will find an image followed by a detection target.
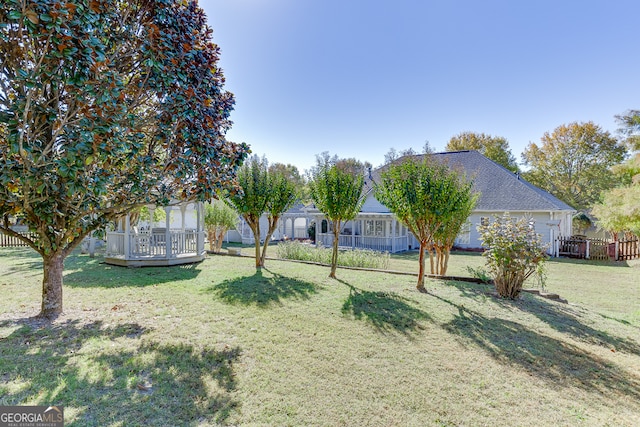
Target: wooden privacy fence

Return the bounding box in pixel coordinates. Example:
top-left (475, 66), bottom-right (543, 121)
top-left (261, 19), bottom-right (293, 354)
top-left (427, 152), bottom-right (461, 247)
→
top-left (617, 238), bottom-right (639, 261)
top-left (0, 230), bottom-right (38, 248)
top-left (556, 236), bottom-right (639, 261)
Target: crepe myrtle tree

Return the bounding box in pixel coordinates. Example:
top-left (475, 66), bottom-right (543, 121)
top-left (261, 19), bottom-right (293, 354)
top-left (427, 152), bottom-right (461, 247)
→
top-left (374, 155), bottom-right (476, 289)
top-left (228, 156), bottom-right (299, 268)
top-left (0, 0), bottom-right (249, 318)
top-left (309, 154), bottom-right (366, 279)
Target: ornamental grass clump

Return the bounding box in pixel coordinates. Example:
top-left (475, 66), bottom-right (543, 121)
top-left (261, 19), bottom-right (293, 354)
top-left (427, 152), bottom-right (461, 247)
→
top-left (478, 213), bottom-right (548, 299)
top-left (276, 241), bottom-right (390, 269)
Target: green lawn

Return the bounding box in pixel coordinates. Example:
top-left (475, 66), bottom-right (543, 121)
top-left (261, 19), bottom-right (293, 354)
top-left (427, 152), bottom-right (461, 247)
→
top-left (1, 247), bottom-right (639, 426)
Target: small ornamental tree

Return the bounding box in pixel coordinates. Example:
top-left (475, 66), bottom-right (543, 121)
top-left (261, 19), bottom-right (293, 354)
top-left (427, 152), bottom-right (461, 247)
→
top-left (228, 156), bottom-right (298, 267)
top-left (478, 213), bottom-right (548, 299)
top-left (309, 156), bottom-right (365, 279)
top-left (204, 200), bottom-right (238, 253)
top-left (0, 0), bottom-right (248, 318)
top-left (375, 156), bottom-right (476, 289)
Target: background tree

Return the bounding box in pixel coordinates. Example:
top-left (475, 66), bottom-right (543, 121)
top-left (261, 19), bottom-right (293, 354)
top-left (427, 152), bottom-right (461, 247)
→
top-left (228, 156), bottom-right (298, 267)
top-left (478, 213), bottom-right (548, 299)
top-left (204, 200), bottom-right (238, 253)
top-left (309, 155), bottom-right (365, 279)
top-left (0, 0), bottom-right (248, 318)
top-left (522, 122), bottom-right (627, 210)
top-left (615, 110), bottom-right (640, 152)
top-left (591, 186), bottom-right (640, 239)
top-left (374, 156), bottom-right (476, 289)
top-left (446, 131), bottom-right (519, 172)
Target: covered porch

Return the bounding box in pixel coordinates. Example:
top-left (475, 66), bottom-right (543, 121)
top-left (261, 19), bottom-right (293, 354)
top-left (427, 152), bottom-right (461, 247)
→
top-left (315, 214), bottom-right (410, 253)
top-left (105, 202), bottom-right (206, 267)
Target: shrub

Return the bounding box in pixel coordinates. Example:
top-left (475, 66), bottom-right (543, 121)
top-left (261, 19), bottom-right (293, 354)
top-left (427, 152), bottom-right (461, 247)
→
top-left (478, 213), bottom-right (548, 299)
top-left (276, 241), bottom-right (390, 270)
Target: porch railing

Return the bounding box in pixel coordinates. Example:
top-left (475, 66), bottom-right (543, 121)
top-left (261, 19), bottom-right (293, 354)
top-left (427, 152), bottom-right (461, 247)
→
top-left (317, 233), bottom-right (408, 253)
top-left (106, 230), bottom-right (202, 259)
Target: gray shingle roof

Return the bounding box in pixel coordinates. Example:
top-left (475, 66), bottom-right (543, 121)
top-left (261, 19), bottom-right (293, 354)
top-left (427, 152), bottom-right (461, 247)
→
top-left (370, 150), bottom-right (574, 212)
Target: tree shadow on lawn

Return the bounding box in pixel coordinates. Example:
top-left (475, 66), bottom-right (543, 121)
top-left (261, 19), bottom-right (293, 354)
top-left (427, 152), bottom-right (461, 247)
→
top-left (0, 318), bottom-right (240, 426)
top-left (64, 261), bottom-right (201, 288)
top-left (436, 297), bottom-right (640, 404)
top-left (208, 268), bottom-right (318, 308)
top-left (338, 279), bottom-right (431, 335)
top-left (442, 279), bottom-right (640, 356)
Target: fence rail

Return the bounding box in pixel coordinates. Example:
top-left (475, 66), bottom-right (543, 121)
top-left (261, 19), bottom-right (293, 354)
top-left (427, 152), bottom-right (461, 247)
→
top-left (0, 230), bottom-right (38, 248)
top-left (556, 236), bottom-right (639, 261)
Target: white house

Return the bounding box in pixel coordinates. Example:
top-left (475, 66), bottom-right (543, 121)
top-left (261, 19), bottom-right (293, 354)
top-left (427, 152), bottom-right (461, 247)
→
top-left (308, 150), bottom-right (575, 253)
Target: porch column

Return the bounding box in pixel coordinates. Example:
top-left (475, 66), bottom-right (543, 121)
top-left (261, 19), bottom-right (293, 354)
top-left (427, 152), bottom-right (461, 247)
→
top-left (391, 218), bottom-right (396, 253)
top-left (315, 217), bottom-right (320, 246)
top-left (165, 206), bottom-right (172, 258)
top-left (180, 203), bottom-right (187, 231)
top-left (196, 202), bottom-right (204, 255)
top-left (351, 221), bottom-right (355, 249)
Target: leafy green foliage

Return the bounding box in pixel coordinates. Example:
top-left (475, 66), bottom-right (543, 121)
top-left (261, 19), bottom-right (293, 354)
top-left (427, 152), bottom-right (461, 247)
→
top-left (204, 201), bottom-right (238, 253)
top-left (615, 109), bottom-right (640, 151)
top-left (228, 156), bottom-right (298, 267)
top-left (446, 132), bottom-right (519, 172)
top-left (374, 156), bottom-right (476, 288)
top-left (0, 0), bottom-right (248, 317)
top-left (478, 213), bottom-right (548, 299)
top-left (522, 122), bottom-right (627, 210)
top-left (591, 186), bottom-right (640, 238)
top-left (308, 155), bottom-right (365, 278)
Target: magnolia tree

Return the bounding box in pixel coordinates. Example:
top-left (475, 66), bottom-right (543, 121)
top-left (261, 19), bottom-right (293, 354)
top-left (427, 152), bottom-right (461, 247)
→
top-left (478, 213), bottom-right (548, 299)
top-left (228, 156), bottom-right (298, 268)
top-left (309, 155), bottom-right (365, 279)
top-left (204, 200), bottom-right (238, 253)
top-left (0, 0), bottom-right (249, 318)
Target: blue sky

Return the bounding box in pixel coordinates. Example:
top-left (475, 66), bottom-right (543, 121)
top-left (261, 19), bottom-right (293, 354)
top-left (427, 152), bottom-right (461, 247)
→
top-left (200, 0), bottom-right (640, 172)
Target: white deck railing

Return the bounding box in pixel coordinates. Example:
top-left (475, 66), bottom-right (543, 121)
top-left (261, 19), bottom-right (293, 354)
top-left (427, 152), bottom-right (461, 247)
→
top-left (317, 233), bottom-right (408, 253)
top-left (106, 230), bottom-right (203, 259)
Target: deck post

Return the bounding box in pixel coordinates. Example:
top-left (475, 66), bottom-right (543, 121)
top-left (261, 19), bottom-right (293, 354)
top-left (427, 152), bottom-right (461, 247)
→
top-left (124, 214), bottom-right (130, 259)
top-left (165, 206), bottom-right (172, 258)
top-left (196, 202), bottom-right (204, 255)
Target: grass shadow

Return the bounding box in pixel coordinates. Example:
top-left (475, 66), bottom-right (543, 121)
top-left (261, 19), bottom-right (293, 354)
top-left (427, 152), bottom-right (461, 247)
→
top-left (338, 279), bottom-right (431, 335)
top-left (510, 296), bottom-right (640, 356)
top-left (438, 301), bottom-right (640, 405)
top-left (64, 260), bottom-right (201, 288)
top-left (0, 318), bottom-right (240, 425)
top-left (208, 268), bottom-right (318, 308)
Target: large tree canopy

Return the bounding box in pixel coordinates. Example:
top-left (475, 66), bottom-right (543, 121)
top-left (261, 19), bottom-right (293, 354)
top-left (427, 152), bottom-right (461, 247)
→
top-left (446, 131), bottom-right (519, 172)
top-left (521, 122), bottom-right (627, 211)
top-left (0, 0), bottom-right (249, 318)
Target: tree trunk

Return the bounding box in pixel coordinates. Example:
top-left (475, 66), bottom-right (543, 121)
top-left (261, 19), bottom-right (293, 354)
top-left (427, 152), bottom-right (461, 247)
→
top-left (215, 229), bottom-right (225, 253)
top-left (207, 228), bottom-right (215, 251)
top-left (417, 240), bottom-right (427, 291)
top-left (259, 217), bottom-right (279, 267)
top-left (40, 252), bottom-right (65, 319)
top-left (329, 220), bottom-right (340, 278)
top-left (248, 222), bottom-right (262, 268)
top-left (442, 248), bottom-right (450, 276)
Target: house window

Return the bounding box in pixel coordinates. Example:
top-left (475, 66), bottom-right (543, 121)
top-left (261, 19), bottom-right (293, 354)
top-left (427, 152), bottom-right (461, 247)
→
top-left (364, 220), bottom-right (385, 237)
top-left (455, 222), bottom-right (471, 245)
